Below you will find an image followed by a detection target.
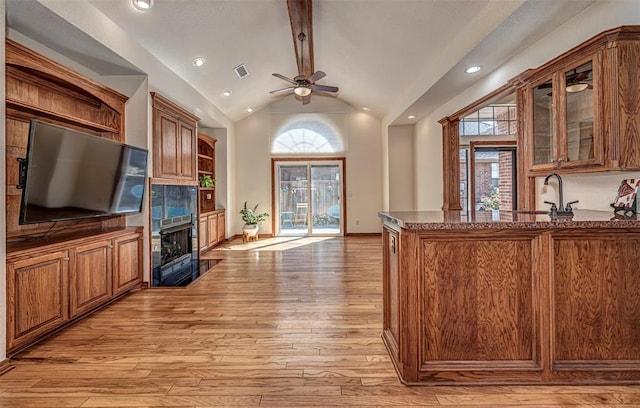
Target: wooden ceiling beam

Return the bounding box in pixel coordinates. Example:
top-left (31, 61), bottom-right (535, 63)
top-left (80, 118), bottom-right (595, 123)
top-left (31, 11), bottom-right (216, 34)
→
top-left (287, 0), bottom-right (314, 77)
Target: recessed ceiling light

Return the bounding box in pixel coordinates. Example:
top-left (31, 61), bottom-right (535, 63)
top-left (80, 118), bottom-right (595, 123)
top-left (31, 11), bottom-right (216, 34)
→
top-left (362, 106), bottom-right (370, 111)
top-left (132, 0), bottom-right (153, 11)
top-left (192, 57), bottom-right (205, 67)
top-left (407, 115), bottom-right (417, 119)
top-left (247, 107), bottom-right (254, 113)
top-left (465, 65), bottom-right (482, 74)
top-left (223, 90), bottom-right (232, 97)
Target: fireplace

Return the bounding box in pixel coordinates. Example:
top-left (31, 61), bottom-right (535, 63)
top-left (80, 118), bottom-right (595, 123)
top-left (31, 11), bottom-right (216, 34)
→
top-left (151, 185), bottom-right (199, 286)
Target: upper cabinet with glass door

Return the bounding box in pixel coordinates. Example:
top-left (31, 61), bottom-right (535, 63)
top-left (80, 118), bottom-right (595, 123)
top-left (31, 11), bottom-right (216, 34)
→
top-left (524, 52), bottom-right (602, 173)
top-left (519, 26), bottom-right (640, 175)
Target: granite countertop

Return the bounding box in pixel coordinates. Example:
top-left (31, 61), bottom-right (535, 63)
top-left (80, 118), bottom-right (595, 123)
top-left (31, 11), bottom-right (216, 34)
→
top-left (378, 209), bottom-right (640, 230)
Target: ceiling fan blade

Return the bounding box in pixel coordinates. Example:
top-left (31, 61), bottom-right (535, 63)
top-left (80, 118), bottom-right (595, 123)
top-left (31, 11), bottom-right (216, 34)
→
top-left (269, 86), bottom-right (295, 94)
top-left (272, 73), bottom-right (298, 85)
top-left (309, 84), bottom-right (339, 93)
top-left (307, 70), bottom-right (326, 83)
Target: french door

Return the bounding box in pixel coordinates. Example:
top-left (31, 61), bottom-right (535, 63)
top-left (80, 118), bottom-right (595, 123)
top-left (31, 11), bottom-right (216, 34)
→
top-left (273, 160), bottom-right (344, 236)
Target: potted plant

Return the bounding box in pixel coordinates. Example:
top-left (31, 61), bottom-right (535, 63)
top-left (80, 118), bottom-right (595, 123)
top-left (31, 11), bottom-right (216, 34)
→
top-left (240, 201), bottom-right (270, 237)
top-left (199, 175), bottom-right (215, 188)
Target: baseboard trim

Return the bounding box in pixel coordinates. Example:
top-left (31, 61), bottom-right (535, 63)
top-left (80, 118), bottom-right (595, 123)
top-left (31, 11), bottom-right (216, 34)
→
top-left (0, 358), bottom-right (15, 376)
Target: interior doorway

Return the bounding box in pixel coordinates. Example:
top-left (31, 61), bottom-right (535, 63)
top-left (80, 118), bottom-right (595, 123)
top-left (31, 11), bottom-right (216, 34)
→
top-left (273, 159), bottom-right (344, 236)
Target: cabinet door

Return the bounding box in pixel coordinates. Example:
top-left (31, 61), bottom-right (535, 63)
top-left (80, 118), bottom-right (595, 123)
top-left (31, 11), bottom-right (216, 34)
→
top-left (529, 75), bottom-right (558, 171)
top-left (70, 240), bottom-right (112, 318)
top-left (216, 212), bottom-right (225, 244)
top-left (382, 227), bottom-right (400, 361)
top-left (113, 233), bottom-right (143, 296)
top-left (7, 251), bottom-right (69, 351)
top-left (559, 54), bottom-right (603, 169)
top-left (199, 215), bottom-right (209, 251)
top-left (207, 214), bottom-right (218, 248)
top-left (179, 120), bottom-right (196, 180)
top-left (154, 111), bottom-right (180, 178)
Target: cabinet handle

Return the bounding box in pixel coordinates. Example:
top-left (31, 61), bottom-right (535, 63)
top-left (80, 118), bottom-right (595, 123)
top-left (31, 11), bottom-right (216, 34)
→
top-left (63, 257), bottom-right (70, 261)
top-left (391, 236), bottom-right (396, 254)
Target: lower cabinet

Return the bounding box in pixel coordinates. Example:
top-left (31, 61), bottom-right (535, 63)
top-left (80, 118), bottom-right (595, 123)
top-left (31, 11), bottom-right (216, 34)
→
top-left (199, 209), bottom-right (226, 252)
top-left (113, 233), bottom-right (144, 297)
top-left (70, 240), bottom-right (113, 319)
top-left (7, 251), bottom-right (69, 352)
top-left (6, 228), bottom-right (143, 354)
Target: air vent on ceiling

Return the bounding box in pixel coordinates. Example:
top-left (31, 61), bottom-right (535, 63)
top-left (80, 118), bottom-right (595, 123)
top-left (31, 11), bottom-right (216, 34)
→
top-left (233, 64), bottom-right (249, 78)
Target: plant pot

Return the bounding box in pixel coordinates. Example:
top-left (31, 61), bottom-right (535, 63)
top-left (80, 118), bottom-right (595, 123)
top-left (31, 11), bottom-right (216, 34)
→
top-left (243, 224), bottom-right (259, 237)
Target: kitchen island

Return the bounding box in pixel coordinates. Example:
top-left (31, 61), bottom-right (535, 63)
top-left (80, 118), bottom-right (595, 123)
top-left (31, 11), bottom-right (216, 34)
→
top-left (379, 210), bottom-right (640, 385)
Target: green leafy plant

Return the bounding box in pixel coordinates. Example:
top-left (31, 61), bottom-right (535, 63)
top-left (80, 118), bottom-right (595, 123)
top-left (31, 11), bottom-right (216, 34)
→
top-left (240, 201), bottom-right (270, 225)
top-left (478, 186), bottom-right (500, 210)
top-left (199, 175), bottom-right (215, 188)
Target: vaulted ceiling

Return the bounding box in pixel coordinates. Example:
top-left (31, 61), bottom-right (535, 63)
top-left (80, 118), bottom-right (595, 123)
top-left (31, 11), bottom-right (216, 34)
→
top-left (6, 0), bottom-right (598, 125)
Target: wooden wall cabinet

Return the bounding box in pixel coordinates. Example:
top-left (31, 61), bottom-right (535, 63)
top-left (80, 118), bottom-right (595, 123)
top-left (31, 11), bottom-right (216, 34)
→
top-left (5, 40), bottom-right (128, 239)
top-left (519, 26), bottom-right (640, 175)
top-left (151, 92), bottom-right (200, 181)
top-left (6, 229), bottom-right (143, 354)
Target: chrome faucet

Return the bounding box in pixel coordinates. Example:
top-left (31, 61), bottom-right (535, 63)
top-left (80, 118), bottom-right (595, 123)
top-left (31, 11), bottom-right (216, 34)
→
top-left (543, 173), bottom-right (578, 216)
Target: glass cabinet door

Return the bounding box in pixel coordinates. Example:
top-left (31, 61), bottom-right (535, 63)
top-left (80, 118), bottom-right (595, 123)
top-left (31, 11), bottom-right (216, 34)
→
top-left (532, 78), bottom-right (555, 166)
top-left (564, 59), bottom-right (595, 164)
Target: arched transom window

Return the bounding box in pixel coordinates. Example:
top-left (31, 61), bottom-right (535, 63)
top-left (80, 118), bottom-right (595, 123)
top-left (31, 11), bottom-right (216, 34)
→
top-left (272, 119), bottom-right (344, 154)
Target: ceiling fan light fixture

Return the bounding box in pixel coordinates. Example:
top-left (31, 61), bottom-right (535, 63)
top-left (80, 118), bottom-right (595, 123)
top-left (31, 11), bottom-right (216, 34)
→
top-left (294, 86), bottom-right (312, 97)
top-left (132, 0), bottom-right (153, 11)
top-left (566, 82), bottom-right (589, 93)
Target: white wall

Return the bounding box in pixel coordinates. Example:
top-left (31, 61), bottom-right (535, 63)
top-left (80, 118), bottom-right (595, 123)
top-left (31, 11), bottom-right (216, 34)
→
top-left (1, 0), bottom-right (7, 363)
top-left (235, 96), bottom-right (383, 235)
top-left (414, 0), bottom-right (640, 210)
top-left (388, 125), bottom-right (415, 211)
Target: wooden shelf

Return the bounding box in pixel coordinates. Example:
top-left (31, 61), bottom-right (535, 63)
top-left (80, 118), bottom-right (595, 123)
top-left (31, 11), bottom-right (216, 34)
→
top-left (198, 134), bottom-right (217, 214)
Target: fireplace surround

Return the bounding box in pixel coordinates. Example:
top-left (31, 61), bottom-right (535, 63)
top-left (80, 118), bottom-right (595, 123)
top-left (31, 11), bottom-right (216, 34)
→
top-left (151, 185), bottom-right (199, 286)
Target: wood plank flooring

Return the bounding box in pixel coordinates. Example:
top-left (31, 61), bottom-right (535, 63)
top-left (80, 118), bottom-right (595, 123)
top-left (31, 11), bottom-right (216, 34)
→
top-left (3, 235), bottom-right (640, 407)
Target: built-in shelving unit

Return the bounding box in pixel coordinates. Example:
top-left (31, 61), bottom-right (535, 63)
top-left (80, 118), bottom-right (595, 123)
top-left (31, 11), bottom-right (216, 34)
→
top-left (197, 134), bottom-right (225, 250)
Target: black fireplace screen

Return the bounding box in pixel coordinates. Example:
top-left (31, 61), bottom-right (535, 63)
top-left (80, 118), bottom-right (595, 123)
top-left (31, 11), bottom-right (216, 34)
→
top-left (160, 224), bottom-right (192, 266)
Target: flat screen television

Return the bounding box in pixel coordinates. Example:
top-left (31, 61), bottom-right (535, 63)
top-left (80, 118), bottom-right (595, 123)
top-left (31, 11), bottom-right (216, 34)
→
top-left (18, 119), bottom-right (149, 225)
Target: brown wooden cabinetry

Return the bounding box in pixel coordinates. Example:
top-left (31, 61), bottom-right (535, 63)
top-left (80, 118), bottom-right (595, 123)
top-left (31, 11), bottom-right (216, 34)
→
top-left (151, 92), bottom-right (200, 181)
top-left (113, 232), bottom-right (144, 296)
top-left (519, 26), bottom-right (640, 175)
top-left (6, 251), bottom-right (69, 352)
top-left (199, 210), bottom-right (226, 252)
top-left (6, 228), bottom-right (143, 354)
top-left (70, 240), bottom-right (113, 319)
top-left (198, 135), bottom-right (217, 213)
top-left (381, 211), bottom-right (640, 385)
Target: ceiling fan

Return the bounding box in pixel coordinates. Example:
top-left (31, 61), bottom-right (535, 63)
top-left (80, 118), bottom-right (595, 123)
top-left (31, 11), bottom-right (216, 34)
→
top-left (269, 0), bottom-right (338, 104)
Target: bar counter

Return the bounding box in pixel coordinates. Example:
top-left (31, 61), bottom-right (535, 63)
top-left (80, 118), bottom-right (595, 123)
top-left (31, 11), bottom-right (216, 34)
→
top-left (379, 210), bottom-right (640, 385)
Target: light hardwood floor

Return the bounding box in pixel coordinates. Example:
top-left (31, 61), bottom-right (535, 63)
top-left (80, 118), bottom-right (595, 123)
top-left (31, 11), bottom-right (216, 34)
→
top-left (2, 236), bottom-right (640, 407)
